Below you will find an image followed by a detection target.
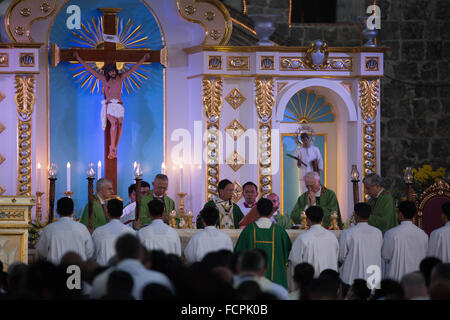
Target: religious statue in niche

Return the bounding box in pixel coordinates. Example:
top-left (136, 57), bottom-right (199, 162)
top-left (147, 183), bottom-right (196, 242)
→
top-left (73, 51), bottom-right (150, 159)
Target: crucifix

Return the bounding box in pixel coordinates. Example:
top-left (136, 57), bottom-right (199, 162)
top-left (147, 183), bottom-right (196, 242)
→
top-left (51, 8), bottom-right (166, 193)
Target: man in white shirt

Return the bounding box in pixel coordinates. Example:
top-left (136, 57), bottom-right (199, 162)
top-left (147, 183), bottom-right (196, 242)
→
top-left (92, 199), bottom-right (136, 266)
top-left (239, 182), bottom-right (258, 216)
top-left (120, 184), bottom-right (137, 226)
top-left (382, 201), bottom-right (428, 281)
top-left (36, 197), bottom-right (94, 265)
top-left (138, 199), bottom-right (181, 256)
top-left (289, 206), bottom-right (339, 277)
top-left (339, 202), bottom-right (383, 286)
top-left (428, 201), bottom-right (450, 263)
top-left (184, 206), bottom-right (233, 264)
top-left (90, 233), bottom-right (174, 299)
top-left (234, 249), bottom-right (290, 300)
top-left (295, 133), bottom-right (323, 194)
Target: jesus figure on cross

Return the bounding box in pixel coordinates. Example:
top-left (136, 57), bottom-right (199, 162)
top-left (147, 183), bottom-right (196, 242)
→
top-left (73, 51), bottom-right (150, 159)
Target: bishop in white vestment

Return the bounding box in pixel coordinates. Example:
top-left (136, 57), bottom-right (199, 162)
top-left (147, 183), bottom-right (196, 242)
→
top-left (138, 199), bottom-right (181, 256)
top-left (36, 197), bottom-right (94, 265)
top-left (289, 206), bottom-right (339, 277)
top-left (381, 201), bottom-right (428, 281)
top-left (338, 203), bottom-right (383, 285)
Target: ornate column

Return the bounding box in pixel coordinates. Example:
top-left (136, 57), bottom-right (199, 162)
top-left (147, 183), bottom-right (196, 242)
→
top-left (359, 79), bottom-right (379, 180)
top-left (202, 78), bottom-right (223, 201)
top-left (255, 78), bottom-right (274, 197)
top-left (15, 76), bottom-right (35, 196)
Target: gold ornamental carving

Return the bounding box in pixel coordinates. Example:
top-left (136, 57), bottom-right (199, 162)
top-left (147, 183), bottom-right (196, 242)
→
top-left (208, 56), bottom-right (222, 70)
top-left (0, 209), bottom-right (25, 221)
top-left (0, 154), bottom-right (5, 165)
top-left (6, 0), bottom-right (59, 42)
top-left (277, 82), bottom-right (288, 94)
top-left (15, 76), bottom-right (34, 196)
top-left (0, 54), bottom-right (9, 67)
top-left (227, 56), bottom-right (249, 71)
top-left (305, 40), bottom-right (329, 70)
top-left (416, 179), bottom-right (450, 229)
top-left (359, 79), bottom-right (379, 121)
top-left (227, 150), bottom-right (245, 172)
top-left (225, 88), bottom-right (246, 110)
top-left (0, 122), bottom-right (5, 134)
top-left (232, 181), bottom-right (243, 203)
top-left (255, 78), bottom-right (274, 123)
top-left (177, 0), bottom-right (232, 45)
top-left (225, 119), bottom-right (246, 141)
top-left (0, 186), bottom-right (5, 195)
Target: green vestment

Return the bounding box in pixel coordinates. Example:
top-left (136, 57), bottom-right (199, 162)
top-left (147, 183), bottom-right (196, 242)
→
top-left (235, 222), bottom-right (292, 289)
top-left (368, 189), bottom-right (398, 235)
top-left (197, 200), bottom-right (244, 229)
top-left (141, 191), bottom-right (177, 226)
top-left (273, 212), bottom-right (293, 229)
top-left (80, 194), bottom-right (108, 229)
top-left (290, 186), bottom-right (343, 228)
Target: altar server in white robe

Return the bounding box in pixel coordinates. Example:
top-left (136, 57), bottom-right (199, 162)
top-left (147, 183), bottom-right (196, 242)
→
top-left (184, 206), bottom-right (233, 264)
top-left (339, 202), bottom-right (383, 286)
top-left (382, 200), bottom-right (428, 281)
top-left (138, 199), bottom-right (181, 256)
top-left (427, 201), bottom-right (450, 263)
top-left (90, 234), bottom-right (174, 299)
top-left (92, 199), bottom-right (136, 266)
top-left (289, 206), bottom-right (339, 277)
top-left (36, 197), bottom-right (94, 264)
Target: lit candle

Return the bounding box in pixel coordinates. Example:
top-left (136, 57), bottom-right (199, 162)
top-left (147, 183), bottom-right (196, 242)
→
top-left (66, 162), bottom-right (71, 191)
top-left (37, 162), bottom-right (41, 192)
top-left (179, 163), bottom-right (183, 192)
top-left (98, 161), bottom-right (102, 180)
top-left (161, 162), bottom-right (165, 174)
top-left (133, 161), bottom-right (137, 180)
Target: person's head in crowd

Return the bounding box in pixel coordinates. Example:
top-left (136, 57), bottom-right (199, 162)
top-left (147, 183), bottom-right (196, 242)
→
top-left (256, 198), bottom-right (274, 218)
top-left (142, 283), bottom-right (175, 300)
top-left (429, 280), bottom-right (450, 300)
top-left (115, 234), bottom-right (142, 261)
top-left (59, 251), bottom-right (84, 269)
top-left (147, 250), bottom-right (168, 275)
top-left (103, 270), bottom-right (134, 300)
top-left (211, 266), bottom-right (233, 285)
top-left (266, 193), bottom-right (280, 210)
top-left (107, 199), bottom-right (124, 220)
top-left (201, 250), bottom-right (233, 273)
top-left (397, 200), bottom-right (417, 221)
top-left (242, 182), bottom-right (258, 206)
top-left (354, 202), bottom-right (371, 222)
top-left (141, 180), bottom-right (151, 196)
top-left (229, 251), bottom-right (244, 275)
top-left (152, 174), bottom-right (168, 197)
top-left (420, 257), bottom-right (442, 287)
top-left (27, 261), bottom-right (62, 300)
top-left (303, 278), bottom-right (339, 300)
top-left (362, 173), bottom-right (383, 199)
top-left (218, 179), bottom-right (234, 201)
top-left (200, 206), bottom-right (219, 227)
top-left (148, 199), bottom-right (165, 220)
top-left (441, 201), bottom-right (450, 223)
top-left (128, 184), bottom-right (136, 203)
top-left (430, 263), bottom-right (450, 288)
top-left (304, 172), bottom-right (321, 193)
top-left (6, 262), bottom-right (29, 297)
top-left (319, 269), bottom-right (345, 300)
top-left (237, 280), bottom-right (263, 300)
top-left (141, 246), bottom-right (152, 270)
top-left (236, 249), bottom-right (266, 277)
top-left (305, 206), bottom-right (324, 226)
top-left (372, 279), bottom-right (405, 300)
top-left (293, 263), bottom-right (315, 299)
top-left (56, 197), bottom-right (74, 217)
top-left (347, 279), bottom-right (371, 300)
top-left (401, 272), bottom-right (429, 300)
top-left (96, 178), bottom-right (114, 200)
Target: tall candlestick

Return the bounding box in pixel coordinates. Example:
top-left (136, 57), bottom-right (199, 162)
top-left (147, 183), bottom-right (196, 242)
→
top-left (179, 163), bottom-right (183, 192)
top-left (98, 161), bottom-right (102, 180)
top-left (66, 162), bottom-right (71, 191)
top-left (37, 162), bottom-right (41, 192)
top-left (133, 161), bottom-right (137, 180)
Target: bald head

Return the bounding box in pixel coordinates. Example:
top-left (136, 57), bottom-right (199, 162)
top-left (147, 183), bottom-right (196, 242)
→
top-left (401, 272), bottom-right (428, 300)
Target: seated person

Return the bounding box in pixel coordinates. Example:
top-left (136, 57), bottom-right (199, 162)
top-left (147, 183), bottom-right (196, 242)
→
top-left (290, 171), bottom-right (342, 229)
top-left (197, 179), bottom-right (244, 229)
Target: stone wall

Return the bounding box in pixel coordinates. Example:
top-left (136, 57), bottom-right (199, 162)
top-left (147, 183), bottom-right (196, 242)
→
top-left (222, 0), bottom-right (450, 198)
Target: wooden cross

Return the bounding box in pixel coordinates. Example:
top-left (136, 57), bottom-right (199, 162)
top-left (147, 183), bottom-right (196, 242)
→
top-left (51, 8), bottom-right (166, 193)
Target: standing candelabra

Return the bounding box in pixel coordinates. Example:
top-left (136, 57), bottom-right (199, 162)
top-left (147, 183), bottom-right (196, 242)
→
top-left (404, 167), bottom-right (415, 203)
top-left (177, 192), bottom-right (187, 220)
top-left (300, 211), bottom-right (308, 230)
top-left (134, 162), bottom-right (143, 230)
top-left (86, 162), bottom-right (96, 233)
top-left (35, 191), bottom-right (44, 225)
top-left (350, 165), bottom-right (360, 205)
top-left (47, 162), bottom-right (58, 223)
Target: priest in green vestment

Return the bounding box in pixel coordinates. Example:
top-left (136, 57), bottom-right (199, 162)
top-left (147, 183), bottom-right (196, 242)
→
top-left (290, 172), bottom-right (342, 229)
top-left (80, 178), bottom-right (113, 230)
top-left (235, 198), bottom-right (292, 289)
top-left (363, 173), bottom-right (398, 235)
top-left (197, 179), bottom-right (244, 229)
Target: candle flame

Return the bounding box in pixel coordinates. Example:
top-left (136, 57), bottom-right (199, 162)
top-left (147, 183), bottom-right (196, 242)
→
top-left (37, 162), bottom-right (41, 169)
top-left (98, 160), bottom-right (102, 166)
top-left (67, 162), bottom-right (71, 168)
